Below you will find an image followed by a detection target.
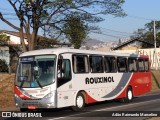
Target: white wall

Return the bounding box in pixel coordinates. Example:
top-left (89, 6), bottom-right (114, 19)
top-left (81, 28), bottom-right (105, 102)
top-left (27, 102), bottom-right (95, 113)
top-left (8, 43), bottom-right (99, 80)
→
top-left (6, 33), bottom-right (28, 44)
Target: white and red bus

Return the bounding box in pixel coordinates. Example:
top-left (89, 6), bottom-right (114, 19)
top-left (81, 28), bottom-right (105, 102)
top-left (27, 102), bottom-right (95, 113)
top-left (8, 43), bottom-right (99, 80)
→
top-left (14, 48), bottom-right (151, 111)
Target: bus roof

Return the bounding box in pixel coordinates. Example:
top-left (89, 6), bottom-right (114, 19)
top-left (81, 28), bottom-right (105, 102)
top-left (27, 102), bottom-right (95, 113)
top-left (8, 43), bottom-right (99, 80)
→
top-left (20, 48), bottom-right (140, 57)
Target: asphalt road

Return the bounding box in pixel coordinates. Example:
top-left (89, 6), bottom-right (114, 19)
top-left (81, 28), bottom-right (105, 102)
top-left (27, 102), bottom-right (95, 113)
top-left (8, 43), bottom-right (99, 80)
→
top-left (1, 92), bottom-right (160, 120)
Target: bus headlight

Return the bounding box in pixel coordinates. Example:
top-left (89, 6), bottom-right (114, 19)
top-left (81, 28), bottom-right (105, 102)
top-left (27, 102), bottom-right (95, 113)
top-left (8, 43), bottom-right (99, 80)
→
top-left (15, 94), bottom-right (18, 98)
top-left (44, 91), bottom-right (55, 99)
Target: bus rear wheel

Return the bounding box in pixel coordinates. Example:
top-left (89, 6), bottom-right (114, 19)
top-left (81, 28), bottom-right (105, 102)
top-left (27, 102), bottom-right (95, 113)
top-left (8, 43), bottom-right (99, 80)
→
top-left (119, 87), bottom-right (133, 103)
top-left (72, 92), bottom-right (85, 111)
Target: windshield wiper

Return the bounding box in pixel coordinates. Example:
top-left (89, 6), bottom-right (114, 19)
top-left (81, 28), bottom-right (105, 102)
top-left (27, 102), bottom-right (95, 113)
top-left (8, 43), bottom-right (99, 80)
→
top-left (19, 76), bottom-right (27, 88)
top-left (20, 80), bottom-right (25, 88)
top-left (34, 73), bottom-right (43, 88)
top-left (35, 79), bottom-right (43, 88)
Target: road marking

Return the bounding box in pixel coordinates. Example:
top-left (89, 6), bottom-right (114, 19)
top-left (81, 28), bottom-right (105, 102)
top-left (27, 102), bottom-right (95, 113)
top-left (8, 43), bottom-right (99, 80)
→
top-left (48, 98), bottom-right (160, 120)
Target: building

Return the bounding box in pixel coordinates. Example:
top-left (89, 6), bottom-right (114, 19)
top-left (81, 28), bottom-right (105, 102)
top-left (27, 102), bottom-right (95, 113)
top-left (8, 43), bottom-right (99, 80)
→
top-left (1, 30), bottom-right (28, 45)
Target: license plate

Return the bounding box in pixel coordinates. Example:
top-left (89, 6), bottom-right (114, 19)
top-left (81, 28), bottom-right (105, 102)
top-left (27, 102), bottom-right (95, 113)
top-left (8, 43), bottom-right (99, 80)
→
top-left (28, 106), bottom-right (36, 109)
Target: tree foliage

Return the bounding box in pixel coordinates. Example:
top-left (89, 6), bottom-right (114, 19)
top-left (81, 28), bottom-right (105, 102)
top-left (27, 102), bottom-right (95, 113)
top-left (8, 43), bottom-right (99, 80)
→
top-left (35, 37), bottom-right (58, 49)
top-left (0, 32), bottom-right (10, 41)
top-left (145, 21), bottom-right (160, 31)
top-left (0, 0), bottom-right (125, 52)
top-left (46, 0), bottom-right (126, 41)
top-left (63, 15), bottom-right (87, 49)
top-left (0, 32), bottom-right (10, 47)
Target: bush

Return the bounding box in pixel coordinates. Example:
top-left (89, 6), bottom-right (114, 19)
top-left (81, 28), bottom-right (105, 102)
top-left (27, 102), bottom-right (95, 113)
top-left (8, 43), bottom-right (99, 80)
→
top-left (0, 59), bottom-right (8, 72)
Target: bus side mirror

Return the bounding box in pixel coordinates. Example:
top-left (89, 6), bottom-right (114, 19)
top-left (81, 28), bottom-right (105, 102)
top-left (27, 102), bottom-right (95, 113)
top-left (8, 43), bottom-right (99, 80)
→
top-left (33, 66), bottom-right (40, 79)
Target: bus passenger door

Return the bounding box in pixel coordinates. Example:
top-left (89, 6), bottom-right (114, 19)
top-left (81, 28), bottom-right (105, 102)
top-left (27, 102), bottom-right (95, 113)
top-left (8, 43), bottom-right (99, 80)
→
top-left (57, 55), bottom-right (73, 108)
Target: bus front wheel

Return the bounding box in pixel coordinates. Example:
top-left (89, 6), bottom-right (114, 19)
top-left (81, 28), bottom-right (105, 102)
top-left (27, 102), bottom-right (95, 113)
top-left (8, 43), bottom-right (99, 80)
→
top-left (72, 92), bottom-right (85, 111)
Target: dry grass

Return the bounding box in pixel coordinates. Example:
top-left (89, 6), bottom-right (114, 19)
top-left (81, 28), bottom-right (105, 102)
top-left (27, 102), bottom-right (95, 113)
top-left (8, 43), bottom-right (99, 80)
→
top-left (0, 74), bottom-right (16, 109)
top-left (151, 71), bottom-right (160, 90)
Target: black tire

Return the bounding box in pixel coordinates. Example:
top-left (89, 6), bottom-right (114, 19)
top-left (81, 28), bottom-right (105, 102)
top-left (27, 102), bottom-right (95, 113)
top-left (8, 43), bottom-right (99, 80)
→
top-left (119, 87), bottom-right (133, 103)
top-left (72, 92), bottom-right (85, 111)
top-left (20, 108), bottom-right (28, 112)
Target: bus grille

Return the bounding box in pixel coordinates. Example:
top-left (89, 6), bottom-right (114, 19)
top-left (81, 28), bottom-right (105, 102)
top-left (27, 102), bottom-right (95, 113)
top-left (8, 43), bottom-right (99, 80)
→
top-left (22, 102), bottom-right (42, 107)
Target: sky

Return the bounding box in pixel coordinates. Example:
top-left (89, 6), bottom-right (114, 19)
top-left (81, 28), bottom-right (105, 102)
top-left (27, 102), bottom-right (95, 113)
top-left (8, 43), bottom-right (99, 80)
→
top-left (0, 0), bottom-right (160, 42)
top-left (90, 0), bottom-right (160, 42)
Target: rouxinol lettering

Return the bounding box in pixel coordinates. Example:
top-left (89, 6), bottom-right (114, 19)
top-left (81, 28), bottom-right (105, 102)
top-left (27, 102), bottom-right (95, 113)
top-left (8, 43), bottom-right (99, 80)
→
top-left (85, 77), bottom-right (114, 84)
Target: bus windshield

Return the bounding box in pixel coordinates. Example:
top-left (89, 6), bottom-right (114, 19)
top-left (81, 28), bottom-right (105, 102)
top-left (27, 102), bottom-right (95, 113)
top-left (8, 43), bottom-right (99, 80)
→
top-left (15, 55), bottom-right (56, 88)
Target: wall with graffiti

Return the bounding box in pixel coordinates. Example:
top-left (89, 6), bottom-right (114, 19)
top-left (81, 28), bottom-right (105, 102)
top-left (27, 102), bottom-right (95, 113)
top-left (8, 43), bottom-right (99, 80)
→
top-left (115, 48), bottom-right (160, 69)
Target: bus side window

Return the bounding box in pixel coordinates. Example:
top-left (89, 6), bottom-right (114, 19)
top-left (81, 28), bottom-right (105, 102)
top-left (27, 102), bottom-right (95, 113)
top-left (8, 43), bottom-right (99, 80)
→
top-left (117, 57), bottom-right (127, 72)
top-left (104, 56), bottom-right (117, 73)
top-left (63, 60), bottom-right (71, 79)
top-left (138, 59), bottom-right (145, 72)
top-left (104, 57), bottom-right (110, 72)
top-left (72, 55), bottom-right (89, 73)
top-left (57, 59), bottom-right (71, 87)
top-left (89, 56), bottom-right (103, 73)
top-left (128, 58), bottom-right (137, 72)
top-left (144, 59), bottom-right (149, 72)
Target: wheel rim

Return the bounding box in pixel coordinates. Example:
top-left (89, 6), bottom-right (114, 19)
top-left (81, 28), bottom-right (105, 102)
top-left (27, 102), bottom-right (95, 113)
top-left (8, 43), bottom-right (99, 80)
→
top-left (76, 96), bottom-right (84, 108)
top-left (128, 90), bottom-right (132, 100)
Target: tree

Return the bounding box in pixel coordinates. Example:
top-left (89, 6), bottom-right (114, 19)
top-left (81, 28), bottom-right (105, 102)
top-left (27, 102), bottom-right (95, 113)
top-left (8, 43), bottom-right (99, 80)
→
top-left (0, 32), bottom-right (10, 46)
top-left (145, 21), bottom-right (160, 31)
top-left (35, 37), bottom-right (58, 49)
top-left (0, 0), bottom-right (49, 52)
top-left (142, 21), bottom-right (160, 48)
top-left (0, 32), bottom-right (10, 41)
top-left (131, 21), bottom-right (160, 48)
top-left (63, 15), bottom-right (87, 49)
top-left (0, 0), bottom-right (125, 52)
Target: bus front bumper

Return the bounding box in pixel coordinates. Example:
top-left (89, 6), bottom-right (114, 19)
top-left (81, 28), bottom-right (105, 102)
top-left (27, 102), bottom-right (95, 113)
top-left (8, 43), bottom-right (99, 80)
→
top-left (14, 93), bottom-right (57, 109)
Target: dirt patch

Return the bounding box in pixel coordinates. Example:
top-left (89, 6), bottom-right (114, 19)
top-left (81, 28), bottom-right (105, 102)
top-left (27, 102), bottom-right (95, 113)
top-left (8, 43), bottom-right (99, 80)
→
top-left (151, 71), bottom-right (160, 90)
top-left (0, 74), bottom-right (16, 109)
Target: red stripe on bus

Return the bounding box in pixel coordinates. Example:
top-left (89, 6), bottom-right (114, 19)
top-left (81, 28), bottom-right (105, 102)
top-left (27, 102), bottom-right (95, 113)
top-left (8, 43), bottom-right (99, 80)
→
top-left (14, 86), bottom-right (31, 100)
top-left (85, 92), bottom-right (97, 104)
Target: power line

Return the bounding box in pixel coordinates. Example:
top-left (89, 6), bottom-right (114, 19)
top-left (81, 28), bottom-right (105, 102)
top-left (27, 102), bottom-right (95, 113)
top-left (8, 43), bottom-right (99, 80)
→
top-left (100, 27), bottom-right (133, 35)
top-left (2, 13), bottom-right (16, 16)
top-left (100, 30), bottom-right (132, 38)
top-left (96, 27), bottom-right (134, 39)
top-left (0, 8), bottom-right (13, 11)
top-left (127, 15), bottom-right (157, 21)
top-left (93, 31), bottom-right (130, 39)
top-left (97, 15), bottom-right (160, 39)
top-left (101, 31), bottom-right (131, 38)
top-left (0, 12), bottom-right (17, 20)
top-left (3, 18), bottom-right (18, 20)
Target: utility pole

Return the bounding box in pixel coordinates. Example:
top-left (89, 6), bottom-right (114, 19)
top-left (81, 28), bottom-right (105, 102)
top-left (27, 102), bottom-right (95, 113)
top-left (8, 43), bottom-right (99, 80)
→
top-left (153, 20), bottom-right (157, 70)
